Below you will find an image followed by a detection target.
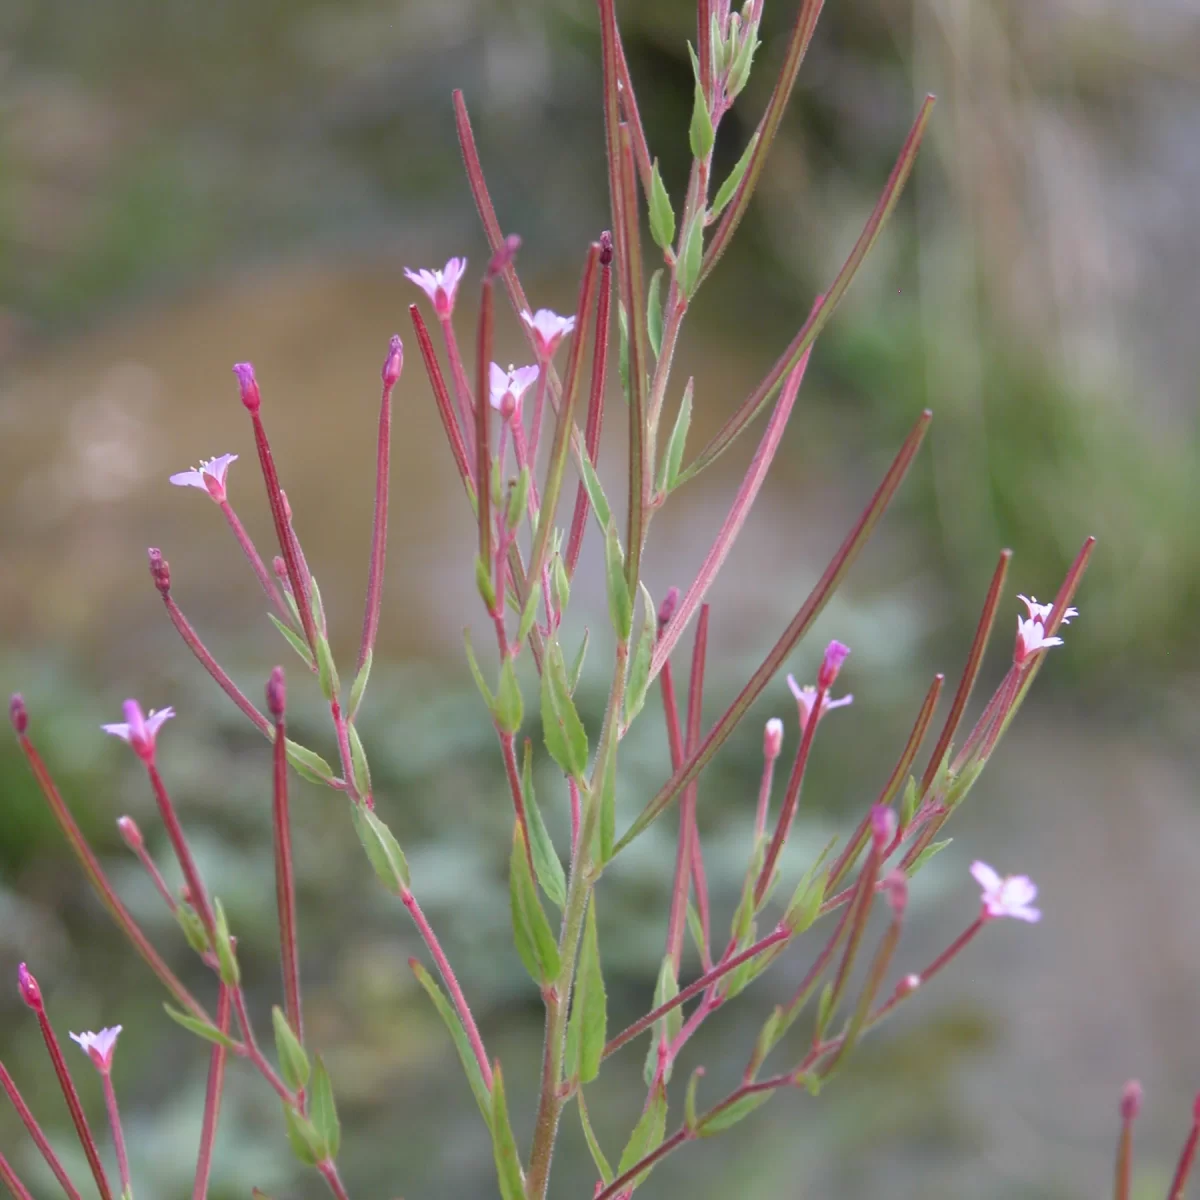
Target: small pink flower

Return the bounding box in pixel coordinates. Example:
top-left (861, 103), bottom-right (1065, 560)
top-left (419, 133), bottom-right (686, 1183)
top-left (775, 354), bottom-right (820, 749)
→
top-left (102, 700), bottom-right (175, 763)
top-left (169, 454), bottom-right (238, 502)
top-left (786, 674), bottom-right (853, 732)
top-left (232, 363), bottom-right (260, 412)
top-left (870, 804), bottom-right (897, 853)
top-left (488, 363), bottom-right (539, 419)
top-left (1014, 616), bottom-right (1064, 666)
top-left (1018, 594), bottom-right (1078, 626)
top-left (70, 1026), bottom-right (122, 1075)
top-left (970, 860), bottom-right (1041, 923)
top-left (817, 639), bottom-right (851, 690)
top-left (405, 257), bottom-right (467, 320)
top-left (521, 308), bottom-right (576, 361)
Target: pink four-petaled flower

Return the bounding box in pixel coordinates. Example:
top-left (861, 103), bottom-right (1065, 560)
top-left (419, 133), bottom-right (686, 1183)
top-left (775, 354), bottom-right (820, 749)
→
top-left (1018, 595), bottom-right (1078, 626)
top-left (786, 674), bottom-right (853, 733)
top-left (102, 700), bottom-right (175, 763)
top-left (970, 860), bottom-right (1041, 923)
top-left (70, 1026), bottom-right (123, 1076)
top-left (1014, 616), bottom-right (1064, 665)
top-left (169, 454), bottom-right (238, 503)
top-left (521, 309), bottom-right (576, 361)
top-left (405, 257), bottom-right (468, 320)
top-left (488, 363), bottom-right (540, 418)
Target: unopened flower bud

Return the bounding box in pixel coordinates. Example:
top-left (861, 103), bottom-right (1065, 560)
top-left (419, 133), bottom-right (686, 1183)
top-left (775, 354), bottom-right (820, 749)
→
top-left (1120, 1080), bottom-right (1143, 1122)
top-left (17, 963), bottom-right (42, 1011)
top-left (273, 556), bottom-right (289, 583)
top-left (870, 804), bottom-right (897, 853)
top-left (233, 362), bottom-right (261, 412)
top-left (488, 234), bottom-right (521, 278)
top-left (117, 816), bottom-right (143, 852)
top-left (817, 640), bottom-right (851, 690)
top-left (382, 334), bottom-right (404, 390)
top-left (881, 868), bottom-right (908, 916)
top-left (657, 586), bottom-right (680, 636)
top-left (901, 973), bottom-right (920, 996)
top-left (763, 717), bottom-right (783, 761)
top-left (280, 489), bottom-right (293, 523)
top-left (9, 693), bottom-right (28, 735)
top-left (147, 547), bottom-right (171, 596)
top-left (599, 231), bottom-right (614, 267)
top-left (266, 667), bottom-right (286, 720)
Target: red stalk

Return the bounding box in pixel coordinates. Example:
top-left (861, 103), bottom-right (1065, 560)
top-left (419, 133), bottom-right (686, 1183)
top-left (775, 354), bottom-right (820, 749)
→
top-left (0, 1062), bottom-right (84, 1199)
top-left (270, 675), bottom-right (304, 1043)
top-left (192, 984), bottom-right (232, 1200)
top-left (217, 498), bottom-right (287, 615)
top-left (0, 1154), bottom-right (34, 1200)
top-left (409, 305), bottom-right (475, 495)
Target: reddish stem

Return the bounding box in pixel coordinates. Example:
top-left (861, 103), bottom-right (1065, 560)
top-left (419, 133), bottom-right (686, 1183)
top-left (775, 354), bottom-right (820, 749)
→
top-left (192, 983), bottom-right (232, 1200)
top-left (0, 1062), bottom-right (84, 1199)
top-left (218, 499), bottom-right (287, 616)
top-left (146, 761), bottom-right (217, 941)
top-left (439, 312), bottom-right (477, 465)
top-left (0, 1153), bottom-right (34, 1200)
top-left (100, 1071), bottom-right (131, 1198)
top-left (1167, 1102), bottom-right (1200, 1200)
top-left (272, 707), bottom-right (304, 1042)
top-left (229, 987), bottom-right (294, 1105)
top-left (409, 305), bottom-right (475, 493)
top-left (318, 1159), bottom-right (352, 1200)
top-left (683, 607), bottom-right (711, 968)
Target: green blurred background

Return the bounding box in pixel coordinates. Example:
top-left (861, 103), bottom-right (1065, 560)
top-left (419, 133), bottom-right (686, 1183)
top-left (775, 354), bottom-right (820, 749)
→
top-left (1, 0), bottom-right (1198, 1196)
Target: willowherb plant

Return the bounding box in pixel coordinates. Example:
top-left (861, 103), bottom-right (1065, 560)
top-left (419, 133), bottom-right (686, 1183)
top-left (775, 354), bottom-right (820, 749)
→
top-left (11, 2), bottom-right (1179, 1199)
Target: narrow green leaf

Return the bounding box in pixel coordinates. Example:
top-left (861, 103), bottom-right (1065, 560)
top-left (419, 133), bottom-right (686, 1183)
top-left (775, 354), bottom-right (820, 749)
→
top-left (658, 380), bottom-right (693, 495)
top-left (509, 824), bottom-right (562, 985)
top-left (163, 1003), bottom-right (238, 1049)
top-left (710, 133), bottom-right (759, 220)
top-left (551, 552), bottom-right (570, 617)
top-left (783, 867), bottom-right (827, 937)
top-left (618, 1081), bottom-right (668, 1186)
top-left (309, 1057), bottom-right (341, 1159)
top-left (475, 554), bottom-right (496, 613)
top-left (212, 898), bottom-right (239, 986)
top-left (489, 1065), bottom-right (525, 1200)
top-left (462, 628), bottom-right (495, 710)
top-left (906, 838), bottom-right (953, 876)
top-left (644, 958), bottom-right (683, 1087)
top-left (541, 639), bottom-right (589, 779)
top-left (677, 215), bottom-right (704, 299)
top-left (494, 656), bottom-right (524, 735)
top-left (348, 648), bottom-right (372, 719)
top-left (900, 775), bottom-right (919, 829)
top-left (745, 1006), bottom-right (782, 1080)
top-left (579, 452), bottom-right (611, 531)
top-left (684, 1067), bottom-right (704, 1132)
top-left (314, 632), bottom-right (339, 703)
top-left (347, 722), bottom-right (372, 797)
top-left (505, 467), bottom-right (531, 533)
top-left (577, 1091), bottom-right (613, 1185)
top-left (688, 52), bottom-right (715, 159)
top-left (351, 803), bottom-right (411, 894)
top-left (268, 613), bottom-right (315, 669)
top-left (604, 522), bottom-right (633, 641)
top-left (646, 269), bottom-right (664, 360)
top-left (410, 959), bottom-right (492, 1127)
top-left (272, 1006), bottom-right (310, 1092)
top-left (623, 583), bottom-right (656, 730)
top-left (284, 739), bottom-right (335, 786)
top-left (283, 1104), bottom-right (325, 1166)
top-left (617, 301), bottom-right (630, 403)
top-left (648, 161), bottom-right (675, 251)
top-left (175, 904), bottom-right (209, 956)
top-left (945, 758), bottom-right (985, 811)
top-left (517, 586), bottom-right (541, 647)
top-left (686, 901), bottom-right (706, 965)
top-left (523, 742), bottom-right (566, 909)
top-left (815, 981), bottom-right (835, 1040)
top-left (726, 29), bottom-right (760, 99)
top-left (568, 628), bottom-right (590, 695)
top-left (596, 738), bottom-right (617, 865)
top-left (566, 898), bottom-right (606, 1084)
top-left (696, 1090), bottom-right (771, 1136)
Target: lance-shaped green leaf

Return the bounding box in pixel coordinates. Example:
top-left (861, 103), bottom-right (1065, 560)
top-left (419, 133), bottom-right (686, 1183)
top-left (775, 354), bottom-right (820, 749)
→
top-left (272, 1006), bottom-right (310, 1092)
top-left (284, 739), bottom-right (336, 787)
top-left (494, 656), bottom-right (524, 735)
top-left (348, 648), bottom-right (372, 719)
top-left (906, 837), bottom-right (952, 876)
top-left (541, 639), bottom-right (589, 779)
top-left (504, 467), bottom-right (532, 533)
top-left (646, 269), bottom-right (664, 360)
top-left (745, 1006), bottom-right (783, 1080)
top-left (617, 301), bottom-right (630, 402)
top-left (618, 1081), bottom-right (668, 1188)
top-left (176, 904), bottom-right (210, 956)
top-left (163, 1003), bottom-right (238, 1050)
top-left (510, 823), bottom-right (561, 986)
top-left (644, 957), bottom-right (683, 1086)
top-left (283, 1104), bottom-right (325, 1166)
top-left (725, 25), bottom-right (760, 99)
top-left (577, 1092), bottom-right (613, 1185)
top-left (622, 583), bottom-right (656, 730)
top-left (523, 741), bottom-right (566, 909)
top-left (696, 1090), bottom-right (772, 1137)
top-left (684, 1067), bottom-right (704, 1132)
top-left (688, 45), bottom-right (715, 159)
top-left (568, 628), bottom-right (590, 695)
top-left (213, 898), bottom-right (239, 986)
top-left (814, 980), bottom-right (836, 1041)
top-left (686, 96), bottom-right (936, 480)
top-left (410, 959), bottom-right (492, 1127)
top-left (613, 409), bottom-right (931, 857)
top-left (314, 631), bottom-right (339, 703)
top-left (551, 549), bottom-right (570, 616)
top-left (580, 451), bottom-right (611, 531)
top-left (347, 721), bottom-right (372, 797)
top-left (648, 161), bottom-right (675, 251)
top-left (604, 522), bottom-right (633, 642)
top-left (269, 613), bottom-right (316, 670)
top-left (489, 1065), bottom-right (525, 1200)
top-left (710, 133), bottom-right (759, 220)
top-left (565, 897), bottom-right (607, 1084)
top-left (899, 775), bottom-right (919, 829)
top-left (462, 628), bottom-right (495, 711)
top-left (656, 379), bottom-right (693, 496)
top-left (784, 866), bottom-right (828, 938)
top-left (595, 734), bottom-right (618, 865)
top-left (309, 1057), bottom-right (340, 1159)
top-left (676, 214), bottom-right (704, 300)
top-left (352, 803), bottom-right (411, 894)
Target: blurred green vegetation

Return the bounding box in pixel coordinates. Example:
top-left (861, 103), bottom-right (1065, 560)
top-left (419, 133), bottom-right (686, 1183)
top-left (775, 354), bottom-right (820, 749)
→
top-left (1, 0), bottom-right (1198, 1196)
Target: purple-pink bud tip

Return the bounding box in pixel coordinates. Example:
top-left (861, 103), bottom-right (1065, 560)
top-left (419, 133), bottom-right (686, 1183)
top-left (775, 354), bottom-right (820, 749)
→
top-left (266, 667), bottom-right (286, 720)
top-left (382, 334), bottom-right (404, 390)
top-left (488, 235), bottom-right (521, 279)
top-left (817, 640), bottom-right (851, 690)
top-left (9, 693), bottom-right (28, 735)
top-left (599, 231), bottom-right (614, 267)
top-left (17, 963), bottom-right (42, 1011)
top-left (657, 586), bottom-right (680, 635)
top-left (117, 816), bottom-right (143, 851)
top-left (147, 547), bottom-right (171, 596)
top-left (870, 804), bottom-right (897, 853)
top-left (763, 717), bottom-right (783, 761)
top-left (233, 362), bottom-right (261, 413)
top-left (882, 868), bottom-right (908, 917)
top-left (1120, 1080), bottom-right (1143, 1122)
